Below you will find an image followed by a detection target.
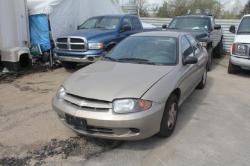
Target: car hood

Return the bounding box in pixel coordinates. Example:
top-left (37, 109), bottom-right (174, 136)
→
top-left (65, 29), bottom-right (116, 40)
top-left (63, 61), bottom-right (175, 102)
top-left (234, 34), bottom-right (250, 44)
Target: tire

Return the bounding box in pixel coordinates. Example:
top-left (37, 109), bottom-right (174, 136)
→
top-left (214, 37), bottom-right (223, 58)
top-left (197, 69), bottom-right (207, 89)
top-left (207, 48), bottom-right (213, 71)
top-left (62, 61), bottom-right (77, 70)
top-left (228, 60), bottom-right (240, 74)
top-left (158, 94), bottom-right (178, 138)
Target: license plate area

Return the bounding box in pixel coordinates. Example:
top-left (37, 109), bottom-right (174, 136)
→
top-left (65, 114), bottom-right (87, 130)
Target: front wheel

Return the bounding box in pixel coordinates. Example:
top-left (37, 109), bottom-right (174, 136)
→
top-left (228, 60), bottom-right (240, 74)
top-left (62, 61), bottom-right (77, 70)
top-left (197, 69), bottom-right (207, 89)
top-left (207, 48), bottom-right (213, 71)
top-left (158, 94), bottom-right (178, 138)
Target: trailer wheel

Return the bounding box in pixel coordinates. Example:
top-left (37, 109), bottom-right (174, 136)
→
top-left (19, 53), bottom-right (32, 68)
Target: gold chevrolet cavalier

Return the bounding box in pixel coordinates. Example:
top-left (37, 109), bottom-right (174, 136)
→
top-left (52, 31), bottom-right (208, 140)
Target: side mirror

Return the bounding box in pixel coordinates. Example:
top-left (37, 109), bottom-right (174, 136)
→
top-left (229, 25), bottom-right (236, 34)
top-left (77, 25), bottom-right (80, 30)
top-left (183, 56), bottom-right (198, 65)
top-left (214, 24), bottom-right (221, 30)
top-left (162, 24), bottom-right (168, 29)
top-left (121, 25), bottom-right (132, 32)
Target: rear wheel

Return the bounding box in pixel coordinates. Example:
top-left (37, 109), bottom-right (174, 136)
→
top-left (214, 37), bottom-right (223, 58)
top-left (228, 60), bottom-right (240, 74)
top-left (197, 69), bottom-right (207, 89)
top-left (158, 94), bottom-right (178, 138)
top-left (62, 61), bottom-right (77, 70)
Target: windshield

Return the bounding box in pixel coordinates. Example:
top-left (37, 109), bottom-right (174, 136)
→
top-left (169, 17), bottom-right (210, 31)
top-left (105, 36), bottom-right (177, 65)
top-left (78, 17), bottom-right (120, 30)
top-left (237, 17), bottom-right (250, 34)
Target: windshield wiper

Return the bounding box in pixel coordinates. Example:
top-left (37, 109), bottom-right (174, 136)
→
top-left (103, 56), bottom-right (118, 62)
top-left (118, 58), bottom-right (157, 65)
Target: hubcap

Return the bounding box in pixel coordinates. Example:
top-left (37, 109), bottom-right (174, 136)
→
top-left (168, 103), bottom-right (177, 129)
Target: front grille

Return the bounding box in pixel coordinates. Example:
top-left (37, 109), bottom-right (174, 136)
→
top-left (63, 93), bottom-right (111, 112)
top-left (56, 37), bottom-right (87, 52)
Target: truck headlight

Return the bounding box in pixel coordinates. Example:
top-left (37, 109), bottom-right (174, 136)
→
top-left (88, 43), bottom-right (104, 50)
top-left (113, 99), bottom-right (152, 114)
top-left (232, 43), bottom-right (248, 56)
top-left (56, 86), bottom-right (66, 99)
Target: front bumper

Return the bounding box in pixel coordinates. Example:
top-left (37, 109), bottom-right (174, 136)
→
top-left (54, 49), bottom-right (105, 63)
top-left (230, 55), bottom-right (250, 69)
top-left (52, 97), bottom-right (165, 140)
top-left (54, 54), bottom-right (102, 63)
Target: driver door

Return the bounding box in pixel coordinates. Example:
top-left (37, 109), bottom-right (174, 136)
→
top-left (179, 36), bottom-right (198, 101)
top-left (117, 17), bottom-right (134, 42)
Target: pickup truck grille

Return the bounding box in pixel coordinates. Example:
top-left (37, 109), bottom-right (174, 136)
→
top-left (63, 93), bottom-right (111, 112)
top-left (56, 37), bottom-right (87, 52)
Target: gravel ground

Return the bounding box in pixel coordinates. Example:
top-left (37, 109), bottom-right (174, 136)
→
top-left (0, 57), bottom-right (250, 166)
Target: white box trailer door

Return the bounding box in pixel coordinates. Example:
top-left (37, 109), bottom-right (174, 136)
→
top-left (0, 0), bottom-right (29, 50)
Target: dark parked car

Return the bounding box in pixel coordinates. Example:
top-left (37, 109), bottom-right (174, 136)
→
top-left (54, 14), bottom-right (144, 69)
top-left (163, 14), bottom-right (223, 70)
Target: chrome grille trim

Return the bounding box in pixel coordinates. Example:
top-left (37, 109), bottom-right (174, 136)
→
top-left (56, 36), bottom-right (88, 52)
top-left (63, 93), bottom-right (111, 112)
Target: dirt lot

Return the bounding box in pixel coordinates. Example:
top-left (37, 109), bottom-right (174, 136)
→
top-left (0, 57), bottom-right (250, 166)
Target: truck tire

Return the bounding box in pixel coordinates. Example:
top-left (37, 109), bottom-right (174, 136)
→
top-left (214, 37), bottom-right (223, 58)
top-left (158, 94), bottom-right (178, 138)
top-left (228, 61), bottom-right (240, 74)
top-left (207, 48), bottom-right (213, 71)
top-left (62, 62), bottom-right (77, 70)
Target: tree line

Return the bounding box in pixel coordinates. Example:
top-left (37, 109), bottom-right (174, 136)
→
top-left (138, 0), bottom-right (250, 19)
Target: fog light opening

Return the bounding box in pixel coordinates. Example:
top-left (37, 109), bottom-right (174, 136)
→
top-left (87, 57), bottom-right (95, 61)
top-left (130, 128), bottom-right (140, 133)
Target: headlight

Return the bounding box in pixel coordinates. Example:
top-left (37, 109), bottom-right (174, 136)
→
top-left (88, 43), bottom-right (104, 49)
top-left (56, 86), bottom-right (66, 99)
top-left (113, 99), bottom-right (152, 114)
top-left (232, 44), bottom-right (248, 56)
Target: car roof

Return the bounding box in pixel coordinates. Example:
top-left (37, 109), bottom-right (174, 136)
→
top-left (132, 31), bottom-right (189, 38)
top-left (243, 14), bottom-right (250, 17)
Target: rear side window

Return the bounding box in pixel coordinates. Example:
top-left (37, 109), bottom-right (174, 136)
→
top-left (132, 17), bottom-right (142, 30)
top-left (122, 17), bottom-right (133, 28)
top-left (181, 37), bottom-right (194, 58)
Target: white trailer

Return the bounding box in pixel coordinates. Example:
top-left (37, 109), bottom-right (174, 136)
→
top-left (0, 0), bottom-right (31, 71)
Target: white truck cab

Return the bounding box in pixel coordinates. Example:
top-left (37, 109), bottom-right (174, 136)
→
top-left (228, 14), bottom-right (250, 74)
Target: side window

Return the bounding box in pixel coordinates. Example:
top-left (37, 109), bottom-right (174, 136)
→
top-left (186, 35), bottom-right (201, 57)
top-left (210, 17), bottom-right (215, 30)
top-left (122, 17), bottom-right (133, 29)
top-left (132, 17), bottom-right (141, 30)
top-left (181, 37), bottom-right (194, 59)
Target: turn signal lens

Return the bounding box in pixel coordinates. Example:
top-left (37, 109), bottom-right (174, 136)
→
top-left (231, 43), bottom-right (236, 55)
top-left (138, 100), bottom-right (152, 110)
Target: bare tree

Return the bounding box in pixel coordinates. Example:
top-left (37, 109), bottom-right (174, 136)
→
top-left (137, 0), bottom-right (149, 17)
